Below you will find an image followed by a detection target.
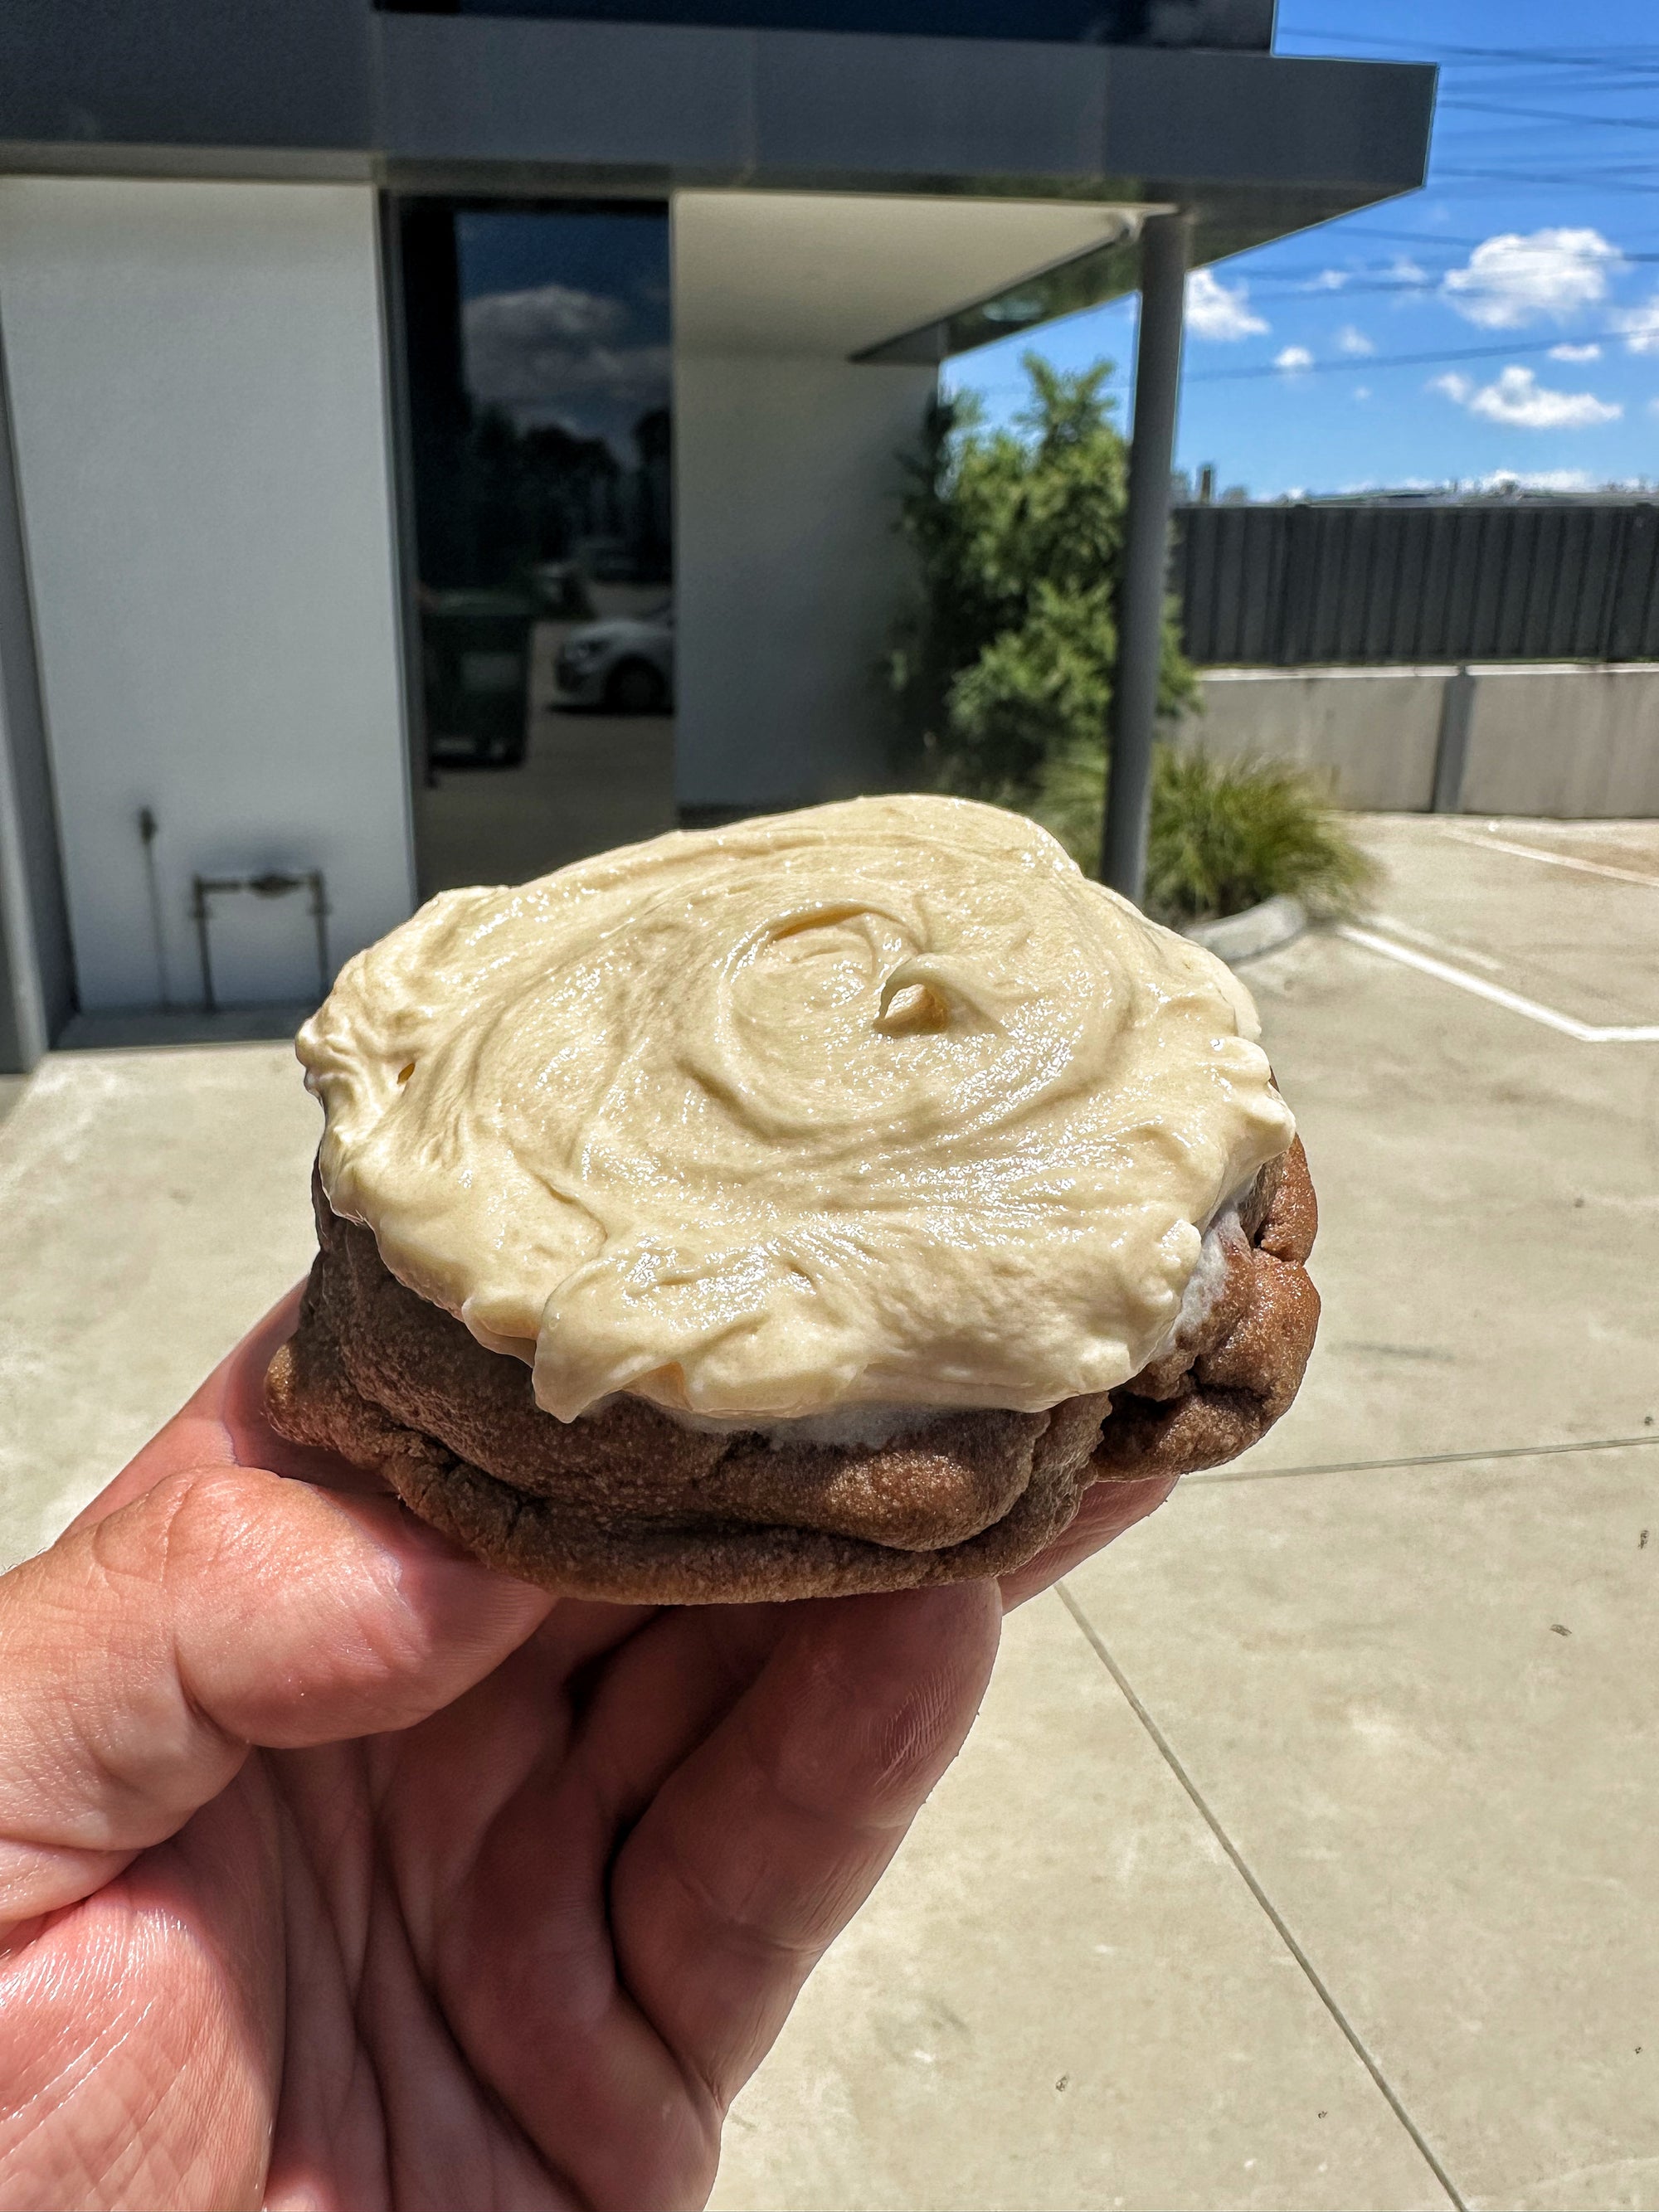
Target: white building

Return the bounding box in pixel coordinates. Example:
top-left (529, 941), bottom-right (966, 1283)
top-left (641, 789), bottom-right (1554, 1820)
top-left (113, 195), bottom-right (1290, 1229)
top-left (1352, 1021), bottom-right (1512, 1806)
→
top-left (0, 0), bottom-right (1431, 1063)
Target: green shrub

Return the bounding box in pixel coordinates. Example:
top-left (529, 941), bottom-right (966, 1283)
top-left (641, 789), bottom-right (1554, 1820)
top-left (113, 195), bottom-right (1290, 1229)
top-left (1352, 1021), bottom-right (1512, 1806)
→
top-left (1030, 741), bottom-right (1378, 926)
top-left (886, 350), bottom-right (1374, 929)
top-left (887, 357), bottom-right (1193, 804)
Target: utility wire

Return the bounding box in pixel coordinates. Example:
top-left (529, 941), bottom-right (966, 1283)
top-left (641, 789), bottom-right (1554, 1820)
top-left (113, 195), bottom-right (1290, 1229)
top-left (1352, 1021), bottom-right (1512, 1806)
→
top-left (951, 31), bottom-right (1659, 387)
top-left (956, 325), bottom-right (1652, 398)
top-left (1190, 329), bottom-right (1647, 383)
top-left (1281, 29), bottom-right (1659, 65)
top-left (1439, 100), bottom-right (1659, 133)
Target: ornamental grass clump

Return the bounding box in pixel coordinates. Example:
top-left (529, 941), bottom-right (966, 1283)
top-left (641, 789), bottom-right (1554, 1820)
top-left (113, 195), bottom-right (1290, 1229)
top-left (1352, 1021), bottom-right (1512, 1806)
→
top-left (1142, 747), bottom-right (1378, 926)
top-left (1032, 741), bottom-right (1377, 926)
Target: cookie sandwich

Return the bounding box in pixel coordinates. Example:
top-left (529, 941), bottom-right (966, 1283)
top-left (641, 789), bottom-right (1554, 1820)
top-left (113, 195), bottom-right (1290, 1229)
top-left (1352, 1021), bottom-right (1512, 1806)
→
top-left (266, 795), bottom-right (1319, 1602)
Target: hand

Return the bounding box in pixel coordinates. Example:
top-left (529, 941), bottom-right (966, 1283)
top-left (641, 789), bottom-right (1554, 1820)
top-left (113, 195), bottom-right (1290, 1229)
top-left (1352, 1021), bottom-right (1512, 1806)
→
top-left (0, 1296), bottom-right (1173, 2212)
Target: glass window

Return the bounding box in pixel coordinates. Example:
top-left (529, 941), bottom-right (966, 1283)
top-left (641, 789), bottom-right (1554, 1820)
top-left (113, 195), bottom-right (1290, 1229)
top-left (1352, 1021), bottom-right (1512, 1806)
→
top-left (394, 200), bottom-right (674, 897)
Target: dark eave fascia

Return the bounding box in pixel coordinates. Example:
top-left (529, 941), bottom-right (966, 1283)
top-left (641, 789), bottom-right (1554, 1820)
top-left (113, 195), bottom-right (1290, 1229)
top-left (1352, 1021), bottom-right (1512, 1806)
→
top-left (1, 7), bottom-right (1434, 280)
top-left (372, 20), bottom-right (1434, 206)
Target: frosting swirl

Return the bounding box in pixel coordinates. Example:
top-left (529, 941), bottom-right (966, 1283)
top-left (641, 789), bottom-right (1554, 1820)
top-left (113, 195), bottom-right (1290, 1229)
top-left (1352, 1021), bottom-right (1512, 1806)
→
top-left (299, 795), bottom-right (1294, 1422)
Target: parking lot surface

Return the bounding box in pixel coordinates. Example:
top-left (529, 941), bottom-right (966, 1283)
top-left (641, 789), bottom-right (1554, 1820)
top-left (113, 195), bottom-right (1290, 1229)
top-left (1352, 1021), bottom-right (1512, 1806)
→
top-left (2, 815), bottom-right (1654, 2211)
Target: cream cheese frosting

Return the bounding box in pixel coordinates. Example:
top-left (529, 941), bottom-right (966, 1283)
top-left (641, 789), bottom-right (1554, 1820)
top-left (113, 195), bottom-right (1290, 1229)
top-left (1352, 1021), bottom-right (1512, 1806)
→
top-left (299, 794), bottom-right (1295, 1425)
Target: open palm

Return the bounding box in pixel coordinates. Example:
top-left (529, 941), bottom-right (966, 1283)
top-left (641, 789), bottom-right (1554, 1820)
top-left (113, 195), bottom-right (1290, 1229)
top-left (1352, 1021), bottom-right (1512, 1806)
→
top-left (0, 1296), bottom-right (1172, 2212)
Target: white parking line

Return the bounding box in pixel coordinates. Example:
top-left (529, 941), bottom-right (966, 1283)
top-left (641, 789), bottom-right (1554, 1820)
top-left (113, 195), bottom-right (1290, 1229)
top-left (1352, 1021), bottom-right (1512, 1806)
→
top-left (1439, 824), bottom-right (1659, 890)
top-left (1369, 911), bottom-right (1506, 975)
top-left (1335, 926), bottom-right (1659, 1043)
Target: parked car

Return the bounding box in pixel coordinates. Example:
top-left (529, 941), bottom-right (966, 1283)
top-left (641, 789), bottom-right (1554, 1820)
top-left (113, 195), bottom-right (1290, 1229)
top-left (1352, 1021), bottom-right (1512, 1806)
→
top-left (554, 601), bottom-right (674, 713)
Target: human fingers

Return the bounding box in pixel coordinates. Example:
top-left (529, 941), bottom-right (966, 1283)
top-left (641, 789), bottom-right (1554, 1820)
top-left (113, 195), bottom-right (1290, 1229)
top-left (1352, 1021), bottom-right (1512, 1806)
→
top-left (0, 1461), bottom-right (549, 1929)
top-left (997, 1471), bottom-right (1179, 1609)
top-left (611, 1582), bottom-right (1001, 2109)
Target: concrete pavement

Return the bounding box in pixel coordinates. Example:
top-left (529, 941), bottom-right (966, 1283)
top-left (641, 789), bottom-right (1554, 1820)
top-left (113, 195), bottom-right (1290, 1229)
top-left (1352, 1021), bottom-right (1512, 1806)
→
top-left (1, 814), bottom-right (1654, 2209)
top-left (713, 814), bottom-right (1659, 2212)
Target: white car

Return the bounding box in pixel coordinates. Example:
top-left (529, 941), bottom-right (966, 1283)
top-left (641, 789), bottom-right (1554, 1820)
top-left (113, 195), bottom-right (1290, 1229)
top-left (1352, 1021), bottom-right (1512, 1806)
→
top-left (554, 602), bottom-right (674, 713)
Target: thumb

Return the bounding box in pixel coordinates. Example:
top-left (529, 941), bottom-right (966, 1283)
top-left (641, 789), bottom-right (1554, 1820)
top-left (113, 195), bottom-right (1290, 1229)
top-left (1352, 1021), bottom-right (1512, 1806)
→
top-left (0, 1463), bottom-right (550, 1928)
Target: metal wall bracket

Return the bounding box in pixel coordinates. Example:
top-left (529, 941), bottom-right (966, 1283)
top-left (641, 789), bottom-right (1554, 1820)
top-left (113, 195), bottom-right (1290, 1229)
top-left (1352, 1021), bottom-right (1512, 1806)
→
top-left (190, 868), bottom-right (331, 1013)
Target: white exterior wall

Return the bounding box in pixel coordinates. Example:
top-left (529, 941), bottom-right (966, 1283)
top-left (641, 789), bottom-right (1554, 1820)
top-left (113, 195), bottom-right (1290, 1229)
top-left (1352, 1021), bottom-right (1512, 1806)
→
top-left (674, 350), bottom-right (935, 813)
top-left (0, 177), bottom-right (413, 1010)
top-left (669, 187), bottom-right (1142, 816)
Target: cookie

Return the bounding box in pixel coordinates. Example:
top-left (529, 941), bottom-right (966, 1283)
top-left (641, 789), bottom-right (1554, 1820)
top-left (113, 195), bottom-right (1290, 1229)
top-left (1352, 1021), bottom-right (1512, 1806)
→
top-left (265, 1141), bottom-right (1318, 1602)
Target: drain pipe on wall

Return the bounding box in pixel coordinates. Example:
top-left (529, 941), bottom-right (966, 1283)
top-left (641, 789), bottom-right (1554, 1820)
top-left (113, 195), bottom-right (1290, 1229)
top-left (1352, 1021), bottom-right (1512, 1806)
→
top-left (137, 805), bottom-right (173, 1010)
top-left (1100, 208), bottom-right (1192, 907)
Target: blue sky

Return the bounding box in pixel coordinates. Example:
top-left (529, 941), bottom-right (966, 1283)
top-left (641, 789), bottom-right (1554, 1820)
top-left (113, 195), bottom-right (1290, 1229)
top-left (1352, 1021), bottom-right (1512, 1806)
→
top-left (944, 1), bottom-right (1659, 497)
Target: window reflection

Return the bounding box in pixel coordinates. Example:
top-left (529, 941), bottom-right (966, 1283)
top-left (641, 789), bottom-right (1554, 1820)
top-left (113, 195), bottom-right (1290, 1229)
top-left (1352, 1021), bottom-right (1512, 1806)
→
top-left (395, 199), bottom-right (674, 897)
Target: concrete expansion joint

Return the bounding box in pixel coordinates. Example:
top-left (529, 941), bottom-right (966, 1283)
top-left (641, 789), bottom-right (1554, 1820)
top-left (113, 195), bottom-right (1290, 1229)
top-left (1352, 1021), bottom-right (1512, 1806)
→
top-left (1192, 1432), bottom-right (1659, 1485)
top-left (1055, 1582), bottom-right (1470, 2212)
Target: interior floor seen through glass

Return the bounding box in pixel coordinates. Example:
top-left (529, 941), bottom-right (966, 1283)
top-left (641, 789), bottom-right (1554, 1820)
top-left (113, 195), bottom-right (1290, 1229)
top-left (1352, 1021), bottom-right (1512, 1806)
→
top-left (395, 198), bottom-right (675, 899)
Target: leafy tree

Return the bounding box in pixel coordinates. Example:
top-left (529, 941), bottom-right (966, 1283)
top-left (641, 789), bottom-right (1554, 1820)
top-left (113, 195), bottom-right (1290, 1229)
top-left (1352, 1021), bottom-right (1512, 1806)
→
top-left (887, 355), bottom-right (1195, 815)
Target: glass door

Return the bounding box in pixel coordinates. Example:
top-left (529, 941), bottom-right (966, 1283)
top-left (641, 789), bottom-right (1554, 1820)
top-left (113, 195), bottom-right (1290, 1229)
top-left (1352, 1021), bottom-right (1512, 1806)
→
top-left (392, 198), bottom-right (674, 897)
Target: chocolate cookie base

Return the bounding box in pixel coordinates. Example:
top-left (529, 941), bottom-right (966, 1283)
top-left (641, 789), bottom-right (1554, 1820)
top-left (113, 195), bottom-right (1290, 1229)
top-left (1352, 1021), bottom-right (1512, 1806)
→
top-left (265, 1142), bottom-right (1318, 1602)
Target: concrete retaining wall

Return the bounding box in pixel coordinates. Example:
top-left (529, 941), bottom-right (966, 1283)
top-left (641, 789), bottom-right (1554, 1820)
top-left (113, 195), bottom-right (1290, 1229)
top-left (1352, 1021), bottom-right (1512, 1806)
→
top-left (1180, 663), bottom-right (1659, 817)
top-left (1460, 666), bottom-right (1659, 816)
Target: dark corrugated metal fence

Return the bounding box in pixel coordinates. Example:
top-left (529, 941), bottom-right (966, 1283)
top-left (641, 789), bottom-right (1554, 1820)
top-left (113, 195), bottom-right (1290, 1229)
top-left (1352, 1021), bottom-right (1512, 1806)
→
top-left (1173, 500), bottom-right (1659, 665)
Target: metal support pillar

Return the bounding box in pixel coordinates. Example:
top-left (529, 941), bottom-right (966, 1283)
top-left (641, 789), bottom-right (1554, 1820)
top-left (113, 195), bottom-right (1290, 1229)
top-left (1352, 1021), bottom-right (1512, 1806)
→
top-left (1100, 210), bottom-right (1193, 903)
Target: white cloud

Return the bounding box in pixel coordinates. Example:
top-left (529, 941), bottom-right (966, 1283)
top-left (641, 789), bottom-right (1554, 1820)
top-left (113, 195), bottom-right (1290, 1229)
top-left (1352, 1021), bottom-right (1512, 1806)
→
top-left (1441, 227), bottom-right (1623, 328)
top-left (1611, 293), bottom-right (1659, 353)
top-left (1340, 476), bottom-right (1445, 494)
top-left (1353, 385), bottom-right (1373, 401)
top-left (1336, 325), bottom-right (1375, 357)
top-left (462, 284), bottom-right (670, 426)
top-left (1476, 468), bottom-right (1597, 493)
top-left (466, 280), bottom-right (624, 354)
top-left (1387, 254), bottom-right (1430, 291)
top-left (1549, 342), bottom-right (1603, 362)
top-left (1306, 268), bottom-right (1349, 293)
top-left (1275, 345), bottom-right (1314, 372)
top-left (1187, 269), bottom-right (1269, 341)
top-left (1431, 364), bottom-right (1622, 430)
top-left (1472, 370), bottom-right (1621, 430)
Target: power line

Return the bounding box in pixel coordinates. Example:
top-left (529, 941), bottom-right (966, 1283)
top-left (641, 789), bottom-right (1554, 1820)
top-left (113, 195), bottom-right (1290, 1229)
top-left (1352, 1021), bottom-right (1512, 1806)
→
top-left (1238, 256), bottom-right (1659, 296)
top-left (945, 324), bottom-right (1637, 398)
top-left (1188, 330), bottom-right (1642, 383)
top-left (949, 36), bottom-right (1659, 385)
top-left (1282, 29), bottom-right (1659, 66)
top-left (1433, 170), bottom-right (1659, 196)
top-left (1438, 98), bottom-right (1659, 134)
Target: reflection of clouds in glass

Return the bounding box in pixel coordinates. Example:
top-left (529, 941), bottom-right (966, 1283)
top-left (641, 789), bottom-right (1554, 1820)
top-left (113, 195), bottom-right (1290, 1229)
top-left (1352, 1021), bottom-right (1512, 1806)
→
top-left (462, 283), bottom-right (670, 452)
